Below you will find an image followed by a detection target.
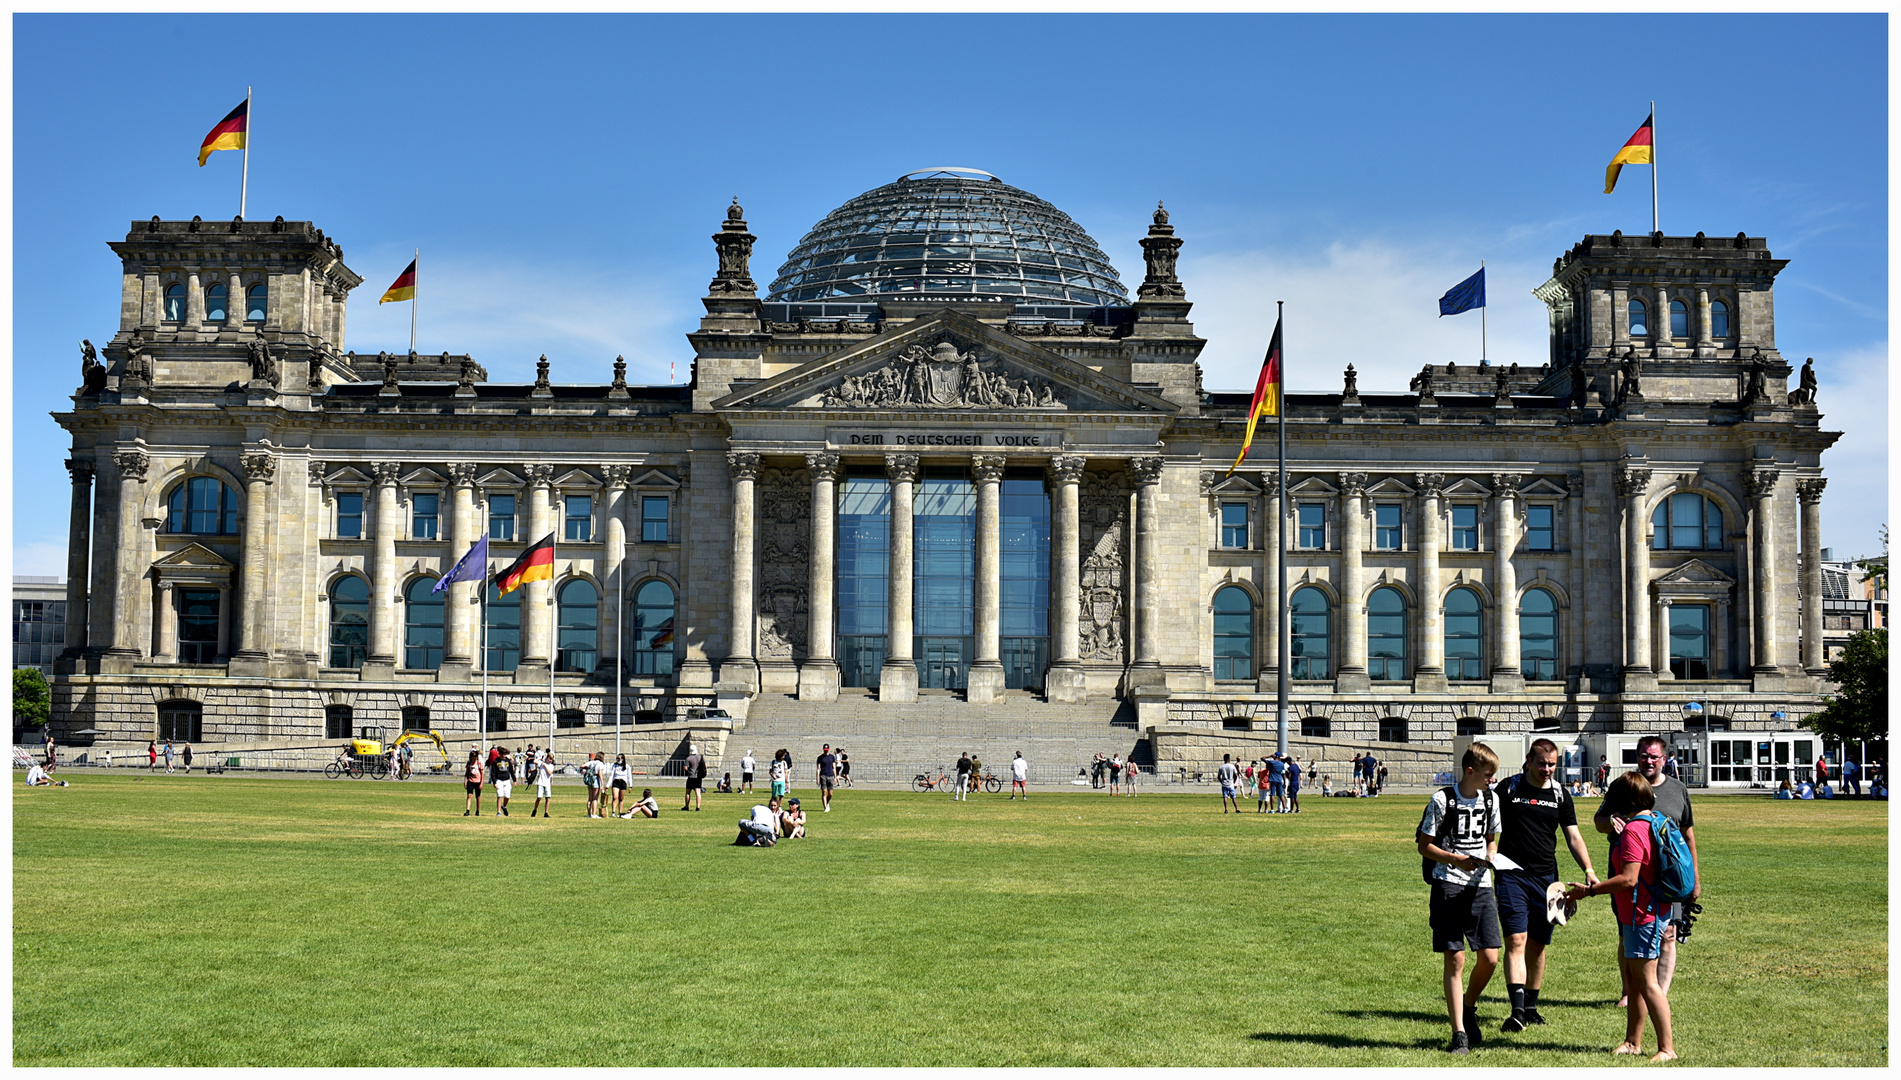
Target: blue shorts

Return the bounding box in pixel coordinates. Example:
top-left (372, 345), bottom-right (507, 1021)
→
top-left (1495, 870), bottom-right (1557, 945)
top-left (1621, 918), bottom-right (1666, 960)
top-left (1268, 780), bottom-right (1284, 795)
top-left (1221, 784), bottom-right (1237, 797)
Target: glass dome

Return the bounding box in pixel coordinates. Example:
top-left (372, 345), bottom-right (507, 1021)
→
top-left (767, 168), bottom-right (1130, 307)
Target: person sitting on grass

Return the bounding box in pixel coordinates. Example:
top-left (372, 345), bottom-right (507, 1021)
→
top-left (736, 797), bottom-right (781, 846)
top-left (1320, 775), bottom-right (1333, 797)
top-left (1775, 778), bottom-right (1795, 800)
top-left (622, 788), bottom-right (660, 819)
top-left (780, 798), bottom-right (807, 839)
top-left (1565, 771), bottom-right (1677, 1063)
top-left (717, 773), bottom-right (734, 794)
top-left (24, 762), bottom-right (68, 787)
top-left (1416, 742), bottom-right (1503, 1055)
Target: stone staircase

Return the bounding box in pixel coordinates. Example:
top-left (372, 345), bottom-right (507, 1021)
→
top-left (739, 688), bottom-right (1143, 782)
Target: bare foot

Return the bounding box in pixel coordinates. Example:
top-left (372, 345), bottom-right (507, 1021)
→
top-left (1613, 1043), bottom-right (1644, 1055)
top-left (1648, 1051), bottom-right (1677, 1063)
top-left (1616, 996), bottom-right (1630, 1008)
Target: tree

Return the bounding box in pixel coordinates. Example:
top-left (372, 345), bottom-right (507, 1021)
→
top-left (1855, 525), bottom-right (1888, 593)
top-left (1804, 628), bottom-right (1887, 745)
top-left (13, 668), bottom-right (50, 729)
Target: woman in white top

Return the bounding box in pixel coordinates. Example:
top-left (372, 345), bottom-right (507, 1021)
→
top-left (624, 787), bottom-right (660, 818)
top-left (609, 754), bottom-right (633, 816)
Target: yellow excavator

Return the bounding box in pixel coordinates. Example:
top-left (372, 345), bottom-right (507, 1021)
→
top-left (327, 731), bottom-right (450, 780)
top-left (391, 730), bottom-right (450, 777)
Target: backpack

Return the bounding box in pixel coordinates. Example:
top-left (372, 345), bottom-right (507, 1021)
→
top-left (1633, 810), bottom-right (1697, 905)
top-left (1421, 785), bottom-right (1497, 884)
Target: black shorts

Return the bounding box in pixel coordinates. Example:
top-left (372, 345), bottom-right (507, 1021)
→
top-left (1496, 870), bottom-right (1557, 945)
top-left (1429, 880), bottom-right (1502, 953)
top-left (611, 779), bottom-right (628, 791)
top-left (465, 781), bottom-right (482, 795)
top-left (742, 772), bottom-right (754, 783)
top-left (685, 777), bottom-right (703, 791)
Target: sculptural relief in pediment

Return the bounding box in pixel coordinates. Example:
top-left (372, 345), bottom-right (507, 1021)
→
top-left (821, 337), bottom-right (1066, 411)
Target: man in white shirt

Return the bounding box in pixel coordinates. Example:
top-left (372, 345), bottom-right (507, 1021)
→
top-left (740, 750), bottom-right (757, 794)
top-left (1010, 752), bottom-right (1029, 799)
top-left (737, 798), bottom-right (781, 846)
top-left (1218, 755), bottom-right (1241, 813)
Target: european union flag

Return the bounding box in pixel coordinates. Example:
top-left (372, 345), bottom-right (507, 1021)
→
top-left (1439, 267), bottom-right (1486, 316)
top-left (433, 534), bottom-right (489, 593)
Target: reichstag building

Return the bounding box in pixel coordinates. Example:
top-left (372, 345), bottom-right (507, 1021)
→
top-left (50, 167), bottom-right (1840, 777)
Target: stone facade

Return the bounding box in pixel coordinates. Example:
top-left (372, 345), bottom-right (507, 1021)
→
top-left (48, 188), bottom-right (1843, 774)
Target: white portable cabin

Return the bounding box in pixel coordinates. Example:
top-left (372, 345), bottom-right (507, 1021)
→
top-left (1451, 734), bottom-right (1531, 786)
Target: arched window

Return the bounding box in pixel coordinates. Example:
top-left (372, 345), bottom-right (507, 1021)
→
top-left (484, 581), bottom-right (520, 673)
top-left (556, 578), bottom-right (598, 673)
top-left (328, 577), bottom-right (369, 669)
top-left (1669, 298), bottom-right (1688, 338)
top-left (1651, 492), bottom-right (1725, 550)
top-left (484, 707), bottom-right (507, 733)
top-left (325, 704), bottom-right (352, 739)
top-left (1520, 589), bottom-right (1560, 681)
top-left (1444, 587), bottom-right (1484, 680)
top-left (632, 580), bottom-right (676, 676)
top-left (1378, 717), bottom-right (1408, 743)
top-left (205, 282), bottom-right (227, 322)
top-left (1367, 586), bottom-right (1407, 681)
top-left (1710, 300), bottom-right (1731, 339)
top-left (556, 708), bottom-right (586, 729)
top-left (1289, 586), bottom-right (1330, 679)
top-left (401, 706), bottom-right (430, 732)
top-left (1211, 586), bottom-right (1254, 681)
top-left (158, 699), bottom-right (203, 742)
top-left (1531, 713), bottom-right (1562, 733)
top-left (1457, 717), bottom-right (1487, 737)
top-left (165, 476), bottom-right (239, 535)
top-left (403, 578), bottom-right (444, 670)
top-left (1628, 298), bottom-right (1649, 338)
top-left (246, 283), bottom-right (267, 322)
top-left (164, 283), bottom-right (185, 322)
top-left (1301, 716), bottom-right (1332, 738)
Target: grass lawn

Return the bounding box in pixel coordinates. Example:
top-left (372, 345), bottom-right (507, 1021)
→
top-left (13, 773), bottom-right (1888, 1066)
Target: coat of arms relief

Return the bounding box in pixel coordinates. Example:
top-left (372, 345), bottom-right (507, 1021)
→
top-left (820, 338), bottom-right (1066, 410)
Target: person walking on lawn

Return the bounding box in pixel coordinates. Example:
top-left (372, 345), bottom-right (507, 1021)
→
top-left (1417, 742), bottom-right (1504, 1054)
top-left (1218, 754), bottom-right (1241, 813)
top-left (1594, 735), bottom-right (1698, 1007)
top-left (1010, 751), bottom-right (1028, 799)
top-left (1493, 738), bottom-right (1598, 1033)
top-left (1566, 771), bottom-right (1677, 1062)
top-left (954, 752), bottom-right (973, 802)
top-left (530, 751), bottom-right (555, 818)
top-left (682, 743), bottom-right (707, 812)
top-left (815, 744), bottom-right (839, 812)
top-left (463, 750), bottom-right (485, 816)
top-left (181, 743), bottom-right (193, 774)
top-left (492, 747), bottom-right (515, 816)
top-left (740, 749), bottom-right (757, 794)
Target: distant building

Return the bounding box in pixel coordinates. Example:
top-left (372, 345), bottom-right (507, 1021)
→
top-left (13, 576), bottom-right (66, 674)
top-left (1812, 549), bottom-right (1887, 664)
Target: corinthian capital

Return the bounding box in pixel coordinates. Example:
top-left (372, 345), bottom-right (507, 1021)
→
top-left (241, 450), bottom-right (278, 483)
top-left (65, 457), bottom-right (95, 483)
top-left (448, 462), bottom-right (480, 488)
top-left (1614, 466), bottom-right (1651, 500)
top-left (307, 460), bottom-right (329, 487)
top-left (372, 461), bottom-right (403, 487)
top-left (113, 448), bottom-right (149, 481)
top-left (883, 453), bottom-right (918, 484)
top-left (1130, 456), bottom-right (1165, 487)
top-left (1748, 466), bottom-right (1780, 500)
top-left (1414, 472), bottom-right (1445, 498)
top-left (726, 452), bottom-right (762, 483)
top-left (1337, 471), bottom-right (1367, 498)
top-left (1048, 454), bottom-right (1086, 485)
top-left (1490, 473), bottom-right (1522, 499)
top-left (525, 463), bottom-right (556, 489)
top-left (971, 454), bottom-right (1006, 485)
top-left (804, 452), bottom-right (842, 483)
top-left (1796, 477), bottom-right (1828, 505)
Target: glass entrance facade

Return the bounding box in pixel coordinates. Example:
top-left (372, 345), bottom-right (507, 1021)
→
top-left (837, 473), bottom-right (890, 688)
top-left (915, 468), bottom-right (975, 688)
top-left (999, 471), bottom-right (1050, 689)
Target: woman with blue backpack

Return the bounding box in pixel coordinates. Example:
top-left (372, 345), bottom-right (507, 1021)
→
top-left (1566, 771), bottom-right (1687, 1063)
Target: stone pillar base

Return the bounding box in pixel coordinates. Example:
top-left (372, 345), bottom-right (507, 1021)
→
top-left (965, 662), bottom-right (1007, 705)
top-left (1489, 670), bottom-right (1526, 694)
top-left (226, 655), bottom-right (270, 679)
top-left (797, 660), bottom-right (841, 702)
top-left (436, 660), bottom-right (472, 683)
top-left (678, 658), bottom-right (715, 689)
top-left (1333, 668), bottom-right (1372, 694)
top-left (359, 659), bottom-right (396, 682)
top-left (1620, 666), bottom-right (1658, 693)
top-left (879, 662), bottom-right (918, 703)
top-left (1412, 669), bottom-right (1450, 694)
top-left (718, 659), bottom-right (760, 695)
top-left (1045, 664), bottom-right (1088, 704)
top-left (1751, 669), bottom-right (1788, 693)
top-left (1126, 662), bottom-right (1167, 690)
top-left (512, 661), bottom-right (552, 686)
top-left (1254, 667), bottom-right (1282, 695)
top-left (1133, 684), bottom-right (1171, 727)
top-left (713, 685), bottom-right (754, 721)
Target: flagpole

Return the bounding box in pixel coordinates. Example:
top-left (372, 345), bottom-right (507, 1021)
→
top-left (480, 566), bottom-right (489, 757)
top-left (1650, 100), bottom-right (1659, 235)
top-left (410, 249), bottom-right (418, 355)
top-left (1480, 260), bottom-right (1488, 367)
top-left (1275, 300), bottom-right (1288, 759)
top-left (239, 86), bottom-right (251, 219)
top-left (549, 531), bottom-right (558, 757)
top-left (615, 540), bottom-right (624, 762)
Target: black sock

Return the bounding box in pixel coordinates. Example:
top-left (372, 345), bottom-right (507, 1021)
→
top-left (1524, 987), bottom-right (1540, 1010)
top-left (1508, 983), bottom-right (1526, 1015)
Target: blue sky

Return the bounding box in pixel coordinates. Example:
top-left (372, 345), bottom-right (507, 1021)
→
top-left (11, 13), bottom-right (1888, 577)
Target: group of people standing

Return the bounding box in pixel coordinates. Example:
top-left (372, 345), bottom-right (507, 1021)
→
top-left (1087, 752), bottom-right (1139, 793)
top-left (145, 740), bottom-right (193, 773)
top-left (1418, 735), bottom-right (1697, 1061)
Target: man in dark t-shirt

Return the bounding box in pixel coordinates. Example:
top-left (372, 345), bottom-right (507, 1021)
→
top-left (682, 744), bottom-right (707, 812)
top-left (954, 753), bottom-right (973, 802)
top-left (1493, 738), bottom-right (1599, 1033)
top-left (815, 743), bottom-right (839, 812)
top-left (1595, 735), bottom-right (1699, 1005)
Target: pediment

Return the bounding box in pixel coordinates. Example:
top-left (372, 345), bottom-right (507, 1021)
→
top-left (1520, 477), bottom-right (1569, 497)
top-left (1654, 558), bottom-right (1735, 587)
top-left (153, 543), bottom-right (233, 570)
top-left (1367, 477), bottom-right (1415, 497)
top-left (1443, 476), bottom-right (1492, 497)
top-left (401, 466), bottom-right (447, 488)
top-left (325, 465), bottom-right (371, 486)
top-left (630, 468), bottom-right (681, 490)
top-left (1203, 472), bottom-right (1261, 497)
top-left (477, 468), bottom-right (525, 489)
top-left (713, 310), bottom-right (1174, 415)
top-left (1290, 476), bottom-right (1338, 496)
top-left (552, 468), bottom-right (599, 489)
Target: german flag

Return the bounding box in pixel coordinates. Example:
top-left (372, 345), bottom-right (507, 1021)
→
top-left (379, 259), bottom-right (417, 304)
top-left (1225, 313), bottom-right (1282, 477)
top-left (198, 99), bottom-right (248, 167)
top-left (1604, 112), bottom-right (1654, 194)
top-left (494, 533), bottom-right (554, 596)
top-left (649, 618), bottom-right (675, 649)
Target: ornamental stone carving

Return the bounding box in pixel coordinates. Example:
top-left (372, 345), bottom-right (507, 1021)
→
top-left (1338, 472), bottom-right (1367, 498)
top-left (610, 356), bottom-right (627, 392)
top-left (1260, 472), bottom-right (1281, 498)
top-left (1490, 473), bottom-right (1521, 497)
top-left (241, 451), bottom-right (277, 483)
top-left (883, 453), bottom-right (919, 484)
top-left (1415, 472), bottom-right (1446, 498)
top-left (113, 449), bottom-right (150, 481)
top-left (1131, 457), bottom-right (1165, 487)
top-left (1789, 357), bottom-right (1818, 406)
top-left (709, 198), bottom-right (757, 295)
top-left (525, 463), bottom-right (555, 489)
top-left (971, 454), bottom-right (1006, 485)
top-left (66, 457), bottom-right (95, 482)
top-left (448, 462), bottom-right (479, 488)
top-left (602, 464), bottom-right (632, 490)
top-left (1048, 454), bottom-right (1086, 485)
top-left (726, 452), bottom-right (762, 483)
top-left (1796, 477), bottom-right (1827, 505)
top-left (372, 461), bottom-right (404, 487)
top-left (1748, 466), bottom-right (1780, 500)
top-left (307, 460), bottom-right (328, 486)
top-left (533, 356), bottom-right (551, 392)
top-left (804, 451), bottom-right (841, 482)
top-left (756, 466), bottom-right (811, 661)
top-left (1137, 201), bottom-right (1185, 299)
top-left (1614, 466), bottom-right (1650, 500)
top-left (820, 339), bottom-right (1065, 410)
top-left (1078, 470), bottom-right (1128, 663)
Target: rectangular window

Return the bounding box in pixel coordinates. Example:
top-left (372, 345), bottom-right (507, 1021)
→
top-left (837, 476), bottom-right (890, 689)
top-left (1525, 504), bottom-right (1554, 551)
top-left (488, 495), bottom-right (516, 540)
top-left (565, 494), bottom-right (592, 542)
top-left (1297, 504), bottom-right (1327, 550)
top-left (411, 493), bottom-right (438, 540)
top-left (1450, 505), bottom-right (1479, 551)
top-left (1669, 604), bottom-right (1710, 679)
top-left (324, 706), bottom-right (352, 740)
top-left (336, 493), bottom-right (363, 538)
top-left (1220, 503), bottom-right (1250, 549)
top-left (1374, 504), bottom-right (1402, 550)
top-left (178, 588), bottom-right (220, 664)
top-left (641, 496), bottom-right (669, 543)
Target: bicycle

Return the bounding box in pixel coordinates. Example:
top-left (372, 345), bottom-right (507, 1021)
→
top-left (912, 768), bottom-right (952, 793)
top-left (981, 772), bottom-right (1003, 794)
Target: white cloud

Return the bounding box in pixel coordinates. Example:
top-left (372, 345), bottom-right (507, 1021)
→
top-left (1812, 341), bottom-right (1888, 558)
top-left (13, 541), bottom-right (68, 580)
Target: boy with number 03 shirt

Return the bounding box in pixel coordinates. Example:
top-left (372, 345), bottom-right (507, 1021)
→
top-left (1416, 742), bottom-right (1503, 1055)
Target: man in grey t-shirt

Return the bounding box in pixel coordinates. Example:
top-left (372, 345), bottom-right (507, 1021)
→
top-left (1595, 735), bottom-right (1700, 1002)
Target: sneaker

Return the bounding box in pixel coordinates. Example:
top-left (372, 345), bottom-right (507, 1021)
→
top-left (494, 811), bottom-right (502, 817)
top-left (1501, 1013), bottom-right (1526, 1034)
top-left (1463, 1010), bottom-right (1483, 1046)
top-left (464, 810), bottom-right (471, 816)
top-left (1523, 1008), bottom-right (1547, 1026)
top-left (1446, 1032), bottom-right (1469, 1055)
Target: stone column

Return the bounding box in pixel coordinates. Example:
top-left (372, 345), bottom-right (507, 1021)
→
top-left (968, 454), bottom-right (1007, 704)
top-left (1129, 457), bottom-right (1166, 682)
top-left (1749, 466), bottom-right (1781, 679)
top-left (185, 271), bottom-right (205, 327)
top-left (1654, 284), bottom-right (1671, 352)
top-left (155, 581), bottom-right (177, 662)
top-left (1491, 474), bottom-right (1524, 691)
top-left (1695, 285), bottom-right (1715, 354)
top-left (1046, 455), bottom-right (1087, 703)
top-left (62, 458), bottom-right (93, 656)
top-left (880, 453), bottom-right (919, 703)
top-left (1796, 477), bottom-right (1829, 676)
top-left (233, 449), bottom-right (277, 665)
top-left (1713, 598), bottom-right (1732, 678)
top-left (105, 448), bottom-right (150, 660)
top-left (1414, 473), bottom-right (1447, 692)
top-left (1616, 465), bottom-right (1654, 690)
top-left (1611, 283), bottom-right (1631, 349)
top-left (799, 452), bottom-right (841, 702)
top-left (1653, 596), bottom-right (1674, 679)
top-left (720, 452), bottom-right (760, 692)
top-left (443, 463), bottom-right (479, 674)
top-left (1336, 472), bottom-right (1370, 692)
top-left (367, 461), bottom-right (402, 672)
top-left (225, 270), bottom-right (245, 328)
top-left (514, 465), bottom-right (554, 677)
top-left (1256, 473), bottom-right (1283, 691)
top-left (600, 465), bottom-right (630, 682)
top-left (1566, 473), bottom-right (1588, 685)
